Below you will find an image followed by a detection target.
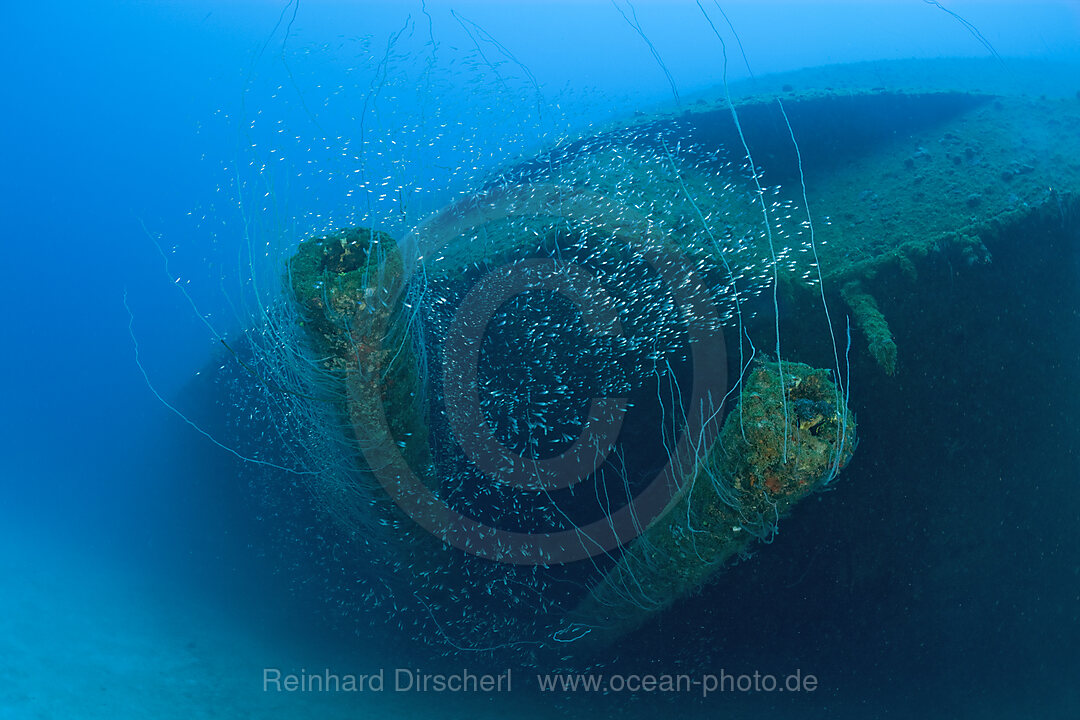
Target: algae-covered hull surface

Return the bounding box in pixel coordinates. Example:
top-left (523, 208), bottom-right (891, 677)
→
top-left (7, 3), bottom-right (1080, 719)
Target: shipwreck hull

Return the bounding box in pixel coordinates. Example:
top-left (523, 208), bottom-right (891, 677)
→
top-left (240, 59), bottom-right (1080, 651)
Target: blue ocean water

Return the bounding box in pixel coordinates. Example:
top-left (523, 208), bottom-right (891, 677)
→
top-left (3, 2), bottom-right (1079, 718)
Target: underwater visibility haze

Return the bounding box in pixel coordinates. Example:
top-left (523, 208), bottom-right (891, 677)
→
top-left (2, 1), bottom-right (1080, 718)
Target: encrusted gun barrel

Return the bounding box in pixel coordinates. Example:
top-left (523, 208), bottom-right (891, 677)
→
top-left (288, 228), bottom-right (435, 531)
top-left (566, 360), bottom-right (856, 645)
